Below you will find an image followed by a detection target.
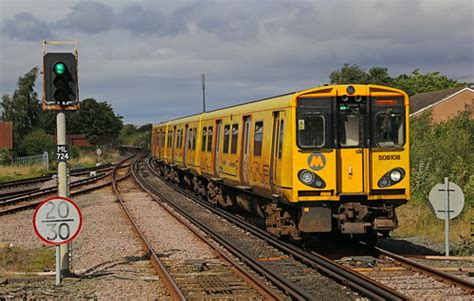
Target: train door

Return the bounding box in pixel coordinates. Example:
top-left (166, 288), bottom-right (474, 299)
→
top-left (172, 127), bottom-right (176, 163)
top-left (183, 125), bottom-right (188, 166)
top-left (240, 116), bottom-right (251, 185)
top-left (337, 102), bottom-right (365, 193)
top-left (271, 112), bottom-right (285, 191)
top-left (213, 120), bottom-right (222, 177)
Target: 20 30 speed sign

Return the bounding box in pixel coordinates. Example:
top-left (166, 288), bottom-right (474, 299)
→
top-left (33, 196), bottom-right (82, 245)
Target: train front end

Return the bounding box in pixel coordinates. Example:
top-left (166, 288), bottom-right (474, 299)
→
top-left (290, 85), bottom-right (410, 238)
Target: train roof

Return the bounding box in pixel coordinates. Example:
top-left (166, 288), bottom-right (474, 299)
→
top-left (153, 84), bottom-right (408, 128)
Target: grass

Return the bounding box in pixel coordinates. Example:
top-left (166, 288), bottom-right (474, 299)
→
top-left (0, 148), bottom-right (123, 183)
top-left (0, 165), bottom-right (49, 183)
top-left (393, 200), bottom-right (473, 255)
top-left (69, 148), bottom-right (121, 169)
top-left (0, 245), bottom-right (55, 275)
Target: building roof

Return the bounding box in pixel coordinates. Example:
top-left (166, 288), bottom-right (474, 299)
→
top-left (409, 86), bottom-right (469, 115)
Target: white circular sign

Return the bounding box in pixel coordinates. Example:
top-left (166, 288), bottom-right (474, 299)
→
top-left (33, 196), bottom-right (82, 245)
top-left (428, 182), bottom-right (465, 220)
top-left (96, 148), bottom-right (102, 156)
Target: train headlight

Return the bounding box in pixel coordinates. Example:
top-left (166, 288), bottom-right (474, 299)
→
top-left (390, 170), bottom-right (402, 182)
top-left (300, 170), bottom-right (314, 185)
top-left (298, 170), bottom-right (326, 188)
top-left (378, 168), bottom-right (405, 188)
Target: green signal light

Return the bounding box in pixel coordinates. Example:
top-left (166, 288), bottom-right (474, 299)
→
top-left (54, 63), bottom-right (66, 75)
top-left (340, 104), bottom-right (349, 110)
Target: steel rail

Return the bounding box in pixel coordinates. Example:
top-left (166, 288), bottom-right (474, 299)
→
top-left (0, 156), bottom-right (137, 215)
top-left (146, 157), bottom-right (409, 300)
top-left (132, 159), bottom-right (283, 301)
top-left (142, 158), bottom-right (330, 300)
top-left (374, 245), bottom-right (474, 294)
top-left (111, 157), bottom-right (185, 301)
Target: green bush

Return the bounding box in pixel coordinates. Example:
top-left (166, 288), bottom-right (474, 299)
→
top-left (0, 149), bottom-right (10, 165)
top-left (17, 129), bottom-right (55, 157)
top-left (410, 107), bottom-right (473, 206)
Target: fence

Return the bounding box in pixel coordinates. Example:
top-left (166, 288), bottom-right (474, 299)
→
top-left (12, 151), bottom-right (49, 169)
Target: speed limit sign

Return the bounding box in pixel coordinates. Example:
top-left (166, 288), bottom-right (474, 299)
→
top-left (33, 196), bottom-right (82, 245)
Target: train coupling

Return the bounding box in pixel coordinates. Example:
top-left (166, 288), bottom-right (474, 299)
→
top-left (334, 202), bottom-right (397, 234)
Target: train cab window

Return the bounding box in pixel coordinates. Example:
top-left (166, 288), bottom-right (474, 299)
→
top-left (278, 120), bottom-right (284, 158)
top-left (338, 105), bottom-right (360, 147)
top-left (192, 128), bottom-right (197, 150)
top-left (231, 124), bottom-right (238, 154)
top-left (223, 125), bottom-right (230, 153)
top-left (297, 115), bottom-right (325, 148)
top-left (207, 126), bottom-right (213, 152)
top-left (374, 111), bottom-right (404, 147)
top-left (254, 121), bottom-right (264, 156)
top-left (202, 127), bottom-right (207, 152)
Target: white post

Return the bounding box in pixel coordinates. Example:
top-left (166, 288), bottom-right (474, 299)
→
top-left (55, 245), bottom-right (60, 286)
top-left (57, 112), bottom-right (70, 283)
top-left (444, 177), bottom-right (450, 257)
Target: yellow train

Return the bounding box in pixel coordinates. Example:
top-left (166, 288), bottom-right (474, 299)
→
top-left (151, 84), bottom-right (410, 241)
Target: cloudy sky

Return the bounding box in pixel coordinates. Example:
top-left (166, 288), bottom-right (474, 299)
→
top-left (1, 0), bottom-right (473, 124)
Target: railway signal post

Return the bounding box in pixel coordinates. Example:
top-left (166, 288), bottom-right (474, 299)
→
top-left (41, 40), bottom-right (80, 283)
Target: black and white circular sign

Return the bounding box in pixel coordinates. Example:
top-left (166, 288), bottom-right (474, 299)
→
top-left (33, 196), bottom-right (82, 245)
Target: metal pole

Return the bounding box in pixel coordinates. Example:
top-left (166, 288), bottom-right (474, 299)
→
top-left (201, 74), bottom-right (206, 112)
top-left (444, 177), bottom-right (450, 257)
top-left (55, 245), bottom-right (60, 286)
top-left (57, 112), bottom-right (70, 278)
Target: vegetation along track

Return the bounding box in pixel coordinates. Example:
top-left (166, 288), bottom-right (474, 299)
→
top-left (335, 243), bottom-right (474, 299)
top-left (116, 156), bottom-right (282, 300)
top-left (0, 157), bottom-right (134, 216)
top-left (140, 157), bottom-right (409, 300)
top-left (0, 163), bottom-right (114, 191)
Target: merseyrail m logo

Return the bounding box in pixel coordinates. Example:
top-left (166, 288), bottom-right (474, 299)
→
top-left (307, 153), bottom-right (326, 171)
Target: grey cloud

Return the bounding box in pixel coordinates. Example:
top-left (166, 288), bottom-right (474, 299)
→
top-left (57, 0), bottom-right (114, 34)
top-left (2, 12), bottom-right (53, 41)
top-left (117, 4), bottom-right (187, 36)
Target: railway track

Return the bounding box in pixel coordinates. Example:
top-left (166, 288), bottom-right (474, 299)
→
top-left (114, 156), bottom-right (282, 300)
top-left (140, 157), bottom-right (409, 300)
top-left (335, 244), bottom-right (474, 299)
top-left (0, 159), bottom-right (133, 216)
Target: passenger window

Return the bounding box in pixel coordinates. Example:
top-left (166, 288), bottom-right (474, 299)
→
top-left (207, 126), bottom-right (213, 152)
top-left (223, 125), bottom-right (230, 154)
top-left (177, 129), bottom-right (181, 149)
top-left (187, 128), bottom-right (192, 150)
top-left (192, 128), bottom-right (197, 150)
top-left (254, 121), bottom-right (264, 156)
top-left (231, 124), bottom-right (238, 154)
top-left (202, 127), bottom-right (207, 152)
top-left (278, 120), bottom-right (284, 159)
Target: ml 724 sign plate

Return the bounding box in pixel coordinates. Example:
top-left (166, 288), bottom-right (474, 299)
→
top-left (56, 145), bottom-right (70, 162)
top-left (33, 196), bottom-right (82, 245)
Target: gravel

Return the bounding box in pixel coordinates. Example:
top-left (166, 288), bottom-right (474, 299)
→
top-left (0, 186), bottom-right (168, 300)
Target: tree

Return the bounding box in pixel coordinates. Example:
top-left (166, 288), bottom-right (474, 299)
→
top-left (71, 98), bottom-right (123, 144)
top-left (367, 67), bottom-right (393, 86)
top-left (329, 64), bottom-right (369, 84)
top-left (329, 64), bottom-right (464, 96)
top-left (393, 69), bottom-right (464, 96)
top-left (1, 67), bottom-right (41, 151)
top-left (17, 128), bottom-right (55, 157)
